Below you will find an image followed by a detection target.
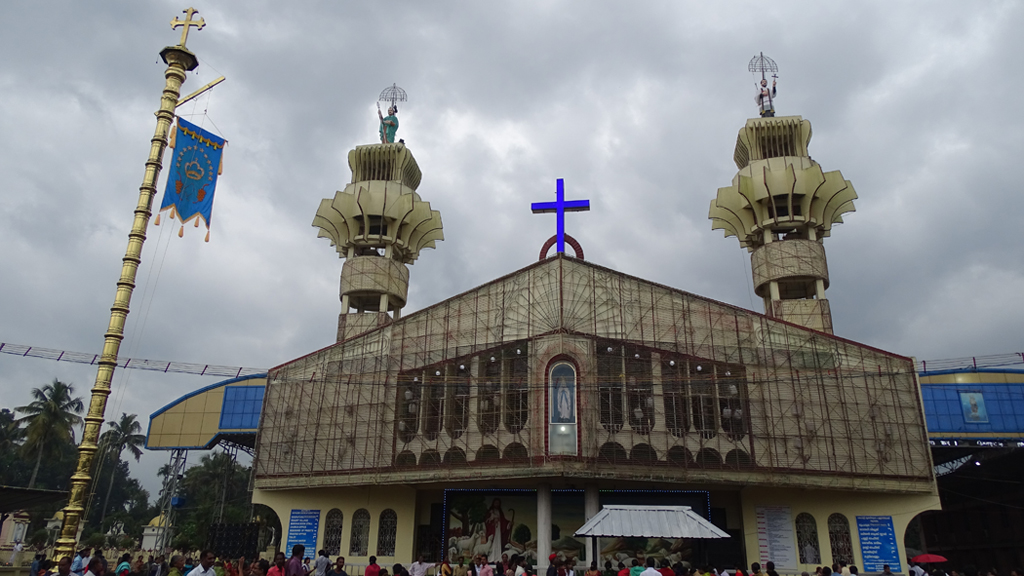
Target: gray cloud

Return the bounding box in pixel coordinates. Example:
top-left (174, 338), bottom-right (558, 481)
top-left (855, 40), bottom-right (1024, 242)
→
top-left (2, 1), bottom-right (1022, 496)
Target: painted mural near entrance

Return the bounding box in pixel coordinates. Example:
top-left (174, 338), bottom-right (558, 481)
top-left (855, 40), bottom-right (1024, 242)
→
top-left (445, 490), bottom-right (709, 565)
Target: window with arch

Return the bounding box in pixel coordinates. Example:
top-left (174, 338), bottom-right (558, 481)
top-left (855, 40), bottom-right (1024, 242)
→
top-left (479, 354), bottom-right (502, 435)
top-left (323, 509), bottom-right (344, 556)
top-left (596, 341), bottom-right (624, 433)
top-left (625, 348), bottom-right (654, 435)
top-left (422, 370), bottom-right (444, 441)
top-left (690, 362), bottom-right (718, 439)
top-left (445, 363), bottom-right (470, 439)
top-left (503, 344), bottom-right (530, 433)
top-left (349, 508), bottom-right (371, 556)
top-left (827, 513), bottom-right (854, 564)
top-left (396, 372), bottom-right (421, 443)
top-left (376, 509), bottom-right (397, 556)
top-left (662, 357), bottom-right (690, 437)
top-left (795, 513), bottom-right (821, 564)
top-left (549, 361), bottom-right (578, 456)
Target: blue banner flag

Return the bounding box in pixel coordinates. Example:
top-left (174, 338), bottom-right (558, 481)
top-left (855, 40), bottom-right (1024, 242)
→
top-left (155, 117), bottom-right (226, 241)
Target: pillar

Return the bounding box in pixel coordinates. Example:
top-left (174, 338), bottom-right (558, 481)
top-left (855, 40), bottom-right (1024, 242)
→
top-left (537, 483), bottom-right (552, 570)
top-left (584, 484), bottom-right (600, 565)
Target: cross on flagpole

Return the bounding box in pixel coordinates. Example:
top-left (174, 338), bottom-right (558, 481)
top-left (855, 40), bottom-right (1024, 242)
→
top-left (171, 7), bottom-right (206, 48)
top-left (532, 178), bottom-right (590, 254)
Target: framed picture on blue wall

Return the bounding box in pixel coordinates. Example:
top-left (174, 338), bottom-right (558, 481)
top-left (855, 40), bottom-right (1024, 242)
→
top-left (959, 391), bottom-right (989, 423)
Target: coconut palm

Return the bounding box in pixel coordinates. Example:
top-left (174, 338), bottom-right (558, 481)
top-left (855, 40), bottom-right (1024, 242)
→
top-left (98, 412), bottom-right (145, 524)
top-left (15, 379), bottom-right (84, 488)
top-left (0, 408), bottom-right (24, 451)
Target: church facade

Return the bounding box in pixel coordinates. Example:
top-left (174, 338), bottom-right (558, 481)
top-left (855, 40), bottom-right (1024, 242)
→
top-left (251, 125), bottom-right (939, 572)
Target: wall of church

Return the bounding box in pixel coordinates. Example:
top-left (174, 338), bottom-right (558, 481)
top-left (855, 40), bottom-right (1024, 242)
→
top-left (252, 486), bottom-right (418, 565)
top-left (738, 488), bottom-right (941, 574)
top-left (256, 257), bottom-right (933, 496)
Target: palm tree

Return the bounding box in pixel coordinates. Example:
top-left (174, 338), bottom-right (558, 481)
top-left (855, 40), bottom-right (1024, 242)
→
top-left (0, 408), bottom-right (24, 451)
top-left (98, 412), bottom-right (145, 525)
top-left (15, 379), bottom-right (84, 488)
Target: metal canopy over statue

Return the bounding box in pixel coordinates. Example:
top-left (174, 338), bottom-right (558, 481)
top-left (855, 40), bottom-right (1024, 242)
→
top-left (749, 52), bottom-right (778, 117)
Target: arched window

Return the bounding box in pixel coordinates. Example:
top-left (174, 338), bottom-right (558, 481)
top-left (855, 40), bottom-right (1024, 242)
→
top-left (719, 366), bottom-right (748, 441)
top-left (597, 342), bottom-right (623, 433)
top-left (795, 513), bottom-right (821, 564)
top-left (827, 513), bottom-right (854, 564)
top-left (323, 509), bottom-right (344, 556)
top-left (423, 369), bottom-right (444, 440)
top-left (662, 358), bottom-right (690, 437)
top-left (549, 361), bottom-right (578, 456)
top-left (350, 508), bottom-right (371, 556)
top-left (625, 348), bottom-right (654, 435)
top-left (479, 354), bottom-right (502, 435)
top-left (446, 363), bottom-right (470, 439)
top-left (690, 362), bottom-right (718, 439)
top-left (504, 344), bottom-right (529, 433)
top-left (396, 372), bottom-right (421, 443)
top-left (376, 509), bottom-right (397, 557)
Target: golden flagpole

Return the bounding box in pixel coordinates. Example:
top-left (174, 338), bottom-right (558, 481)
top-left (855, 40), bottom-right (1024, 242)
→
top-left (54, 8), bottom-right (207, 558)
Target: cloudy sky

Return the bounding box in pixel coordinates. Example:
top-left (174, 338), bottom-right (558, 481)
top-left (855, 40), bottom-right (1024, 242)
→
top-left (2, 2), bottom-right (1022, 497)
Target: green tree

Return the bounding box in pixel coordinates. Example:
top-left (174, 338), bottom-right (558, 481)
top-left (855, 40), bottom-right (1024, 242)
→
top-left (0, 408), bottom-right (24, 451)
top-left (98, 413), bottom-right (145, 525)
top-left (15, 379), bottom-right (84, 488)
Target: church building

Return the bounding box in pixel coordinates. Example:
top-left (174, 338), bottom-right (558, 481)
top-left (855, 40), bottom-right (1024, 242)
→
top-left (247, 114), bottom-right (939, 572)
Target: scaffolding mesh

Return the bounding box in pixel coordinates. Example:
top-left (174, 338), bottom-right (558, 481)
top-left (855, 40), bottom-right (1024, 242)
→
top-left (255, 256), bottom-right (933, 493)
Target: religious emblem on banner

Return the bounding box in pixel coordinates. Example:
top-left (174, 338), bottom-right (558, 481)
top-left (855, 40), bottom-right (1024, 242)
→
top-left (154, 117), bottom-right (226, 241)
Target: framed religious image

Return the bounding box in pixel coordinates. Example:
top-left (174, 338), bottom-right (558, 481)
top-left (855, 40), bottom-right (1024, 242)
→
top-left (959, 391), bottom-right (989, 424)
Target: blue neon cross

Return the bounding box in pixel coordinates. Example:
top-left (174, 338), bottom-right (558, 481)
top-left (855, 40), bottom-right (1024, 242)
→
top-left (531, 178), bottom-right (590, 254)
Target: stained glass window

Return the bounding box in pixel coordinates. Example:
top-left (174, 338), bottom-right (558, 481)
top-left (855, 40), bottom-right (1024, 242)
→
top-left (324, 509), bottom-right (344, 556)
top-left (350, 508), bottom-right (370, 556)
top-left (795, 512), bottom-right (821, 564)
top-left (377, 509), bottom-right (397, 556)
top-left (827, 513), bottom-right (854, 564)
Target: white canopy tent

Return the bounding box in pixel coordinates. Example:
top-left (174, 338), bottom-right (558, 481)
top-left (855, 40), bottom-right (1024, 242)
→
top-left (574, 505), bottom-right (730, 539)
top-left (574, 505), bottom-right (729, 568)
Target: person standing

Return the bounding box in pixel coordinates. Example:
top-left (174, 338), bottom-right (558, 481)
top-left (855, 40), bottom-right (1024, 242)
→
top-left (168, 556), bottom-right (185, 576)
top-left (453, 559), bottom-right (468, 576)
top-left (638, 559), bottom-right (660, 576)
top-left (313, 552), bottom-right (330, 576)
top-left (73, 549), bottom-right (92, 576)
top-left (326, 558), bottom-right (348, 576)
top-left (186, 551), bottom-right (216, 576)
top-left (85, 558), bottom-right (106, 576)
top-left (116, 555), bottom-right (133, 576)
top-left (365, 557), bottom-right (381, 576)
top-left (268, 554), bottom-right (287, 576)
top-left (657, 560), bottom-right (673, 576)
top-left (284, 547), bottom-right (305, 576)
top-left (58, 557), bottom-right (74, 576)
top-left (409, 555), bottom-right (436, 576)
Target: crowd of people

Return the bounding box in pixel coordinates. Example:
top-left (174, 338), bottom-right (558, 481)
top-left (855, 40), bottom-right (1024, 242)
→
top-left (14, 546), bottom-right (1022, 576)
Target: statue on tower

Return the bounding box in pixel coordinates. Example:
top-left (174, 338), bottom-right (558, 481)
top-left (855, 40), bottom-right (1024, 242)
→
top-left (377, 83), bottom-right (407, 144)
top-left (378, 103), bottom-right (399, 143)
top-left (748, 52), bottom-right (778, 117)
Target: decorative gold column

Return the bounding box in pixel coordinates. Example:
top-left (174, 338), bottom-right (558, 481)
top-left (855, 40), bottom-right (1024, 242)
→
top-left (54, 9), bottom-right (205, 558)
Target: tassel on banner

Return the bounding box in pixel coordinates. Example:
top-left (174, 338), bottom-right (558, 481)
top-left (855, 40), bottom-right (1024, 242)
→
top-left (169, 126), bottom-right (176, 149)
top-left (205, 230), bottom-right (210, 242)
top-left (194, 218), bottom-right (200, 228)
top-left (218, 152), bottom-right (223, 175)
top-left (154, 213), bottom-right (161, 226)
top-left (178, 226), bottom-right (184, 238)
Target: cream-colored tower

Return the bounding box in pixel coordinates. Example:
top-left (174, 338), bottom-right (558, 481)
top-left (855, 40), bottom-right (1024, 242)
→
top-left (313, 142), bottom-right (443, 341)
top-left (709, 116), bottom-right (857, 334)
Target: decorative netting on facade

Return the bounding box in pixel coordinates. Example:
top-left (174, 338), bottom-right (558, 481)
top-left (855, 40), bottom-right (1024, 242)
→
top-left (255, 256), bottom-right (932, 492)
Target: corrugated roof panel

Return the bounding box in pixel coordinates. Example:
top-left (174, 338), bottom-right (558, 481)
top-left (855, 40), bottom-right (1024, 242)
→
top-left (574, 505), bottom-right (729, 539)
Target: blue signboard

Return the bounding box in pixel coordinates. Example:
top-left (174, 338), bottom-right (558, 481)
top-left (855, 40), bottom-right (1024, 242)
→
top-left (287, 509), bottom-right (320, 560)
top-left (856, 516), bottom-right (901, 573)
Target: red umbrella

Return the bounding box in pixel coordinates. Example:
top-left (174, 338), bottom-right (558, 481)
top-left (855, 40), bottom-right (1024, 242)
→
top-left (912, 554), bottom-right (948, 563)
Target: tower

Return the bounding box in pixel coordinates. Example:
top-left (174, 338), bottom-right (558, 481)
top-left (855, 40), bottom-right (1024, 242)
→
top-left (709, 116), bottom-right (857, 333)
top-left (313, 142), bottom-right (443, 341)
